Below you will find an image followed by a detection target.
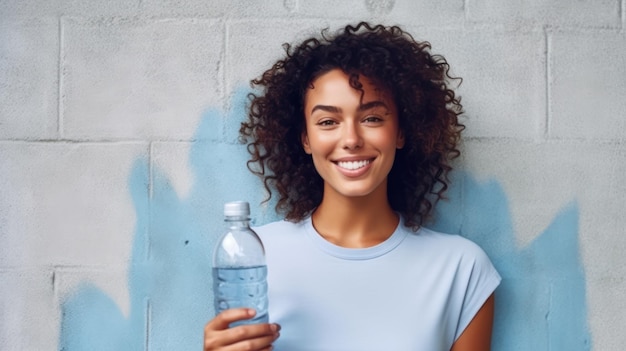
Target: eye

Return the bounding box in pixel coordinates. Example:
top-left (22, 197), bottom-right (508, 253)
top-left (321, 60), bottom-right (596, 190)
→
top-left (317, 119), bottom-right (337, 126)
top-left (363, 115), bottom-right (383, 123)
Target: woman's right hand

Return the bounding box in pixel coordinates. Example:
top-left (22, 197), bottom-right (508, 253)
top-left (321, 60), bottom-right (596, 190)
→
top-left (203, 308), bottom-right (281, 351)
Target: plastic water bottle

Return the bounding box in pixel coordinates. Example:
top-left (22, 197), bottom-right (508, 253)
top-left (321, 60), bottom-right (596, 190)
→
top-left (212, 201), bottom-right (269, 326)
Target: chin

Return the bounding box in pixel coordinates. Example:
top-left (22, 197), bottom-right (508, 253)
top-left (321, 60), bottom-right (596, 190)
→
top-left (325, 179), bottom-right (387, 199)
top-left (335, 186), bottom-right (379, 198)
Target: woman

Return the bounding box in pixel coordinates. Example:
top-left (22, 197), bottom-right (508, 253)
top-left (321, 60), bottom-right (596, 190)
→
top-left (204, 22), bottom-right (501, 351)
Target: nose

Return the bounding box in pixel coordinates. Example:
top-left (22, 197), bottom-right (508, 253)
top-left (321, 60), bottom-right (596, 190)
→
top-left (342, 121), bottom-right (363, 150)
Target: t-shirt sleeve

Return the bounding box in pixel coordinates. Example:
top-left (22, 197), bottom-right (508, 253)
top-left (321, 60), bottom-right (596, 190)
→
top-left (454, 241), bottom-right (501, 341)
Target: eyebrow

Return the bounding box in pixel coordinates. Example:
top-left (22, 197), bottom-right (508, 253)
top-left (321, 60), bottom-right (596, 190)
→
top-left (358, 101), bottom-right (388, 112)
top-left (310, 105), bottom-right (341, 114)
top-left (310, 101), bottom-right (389, 114)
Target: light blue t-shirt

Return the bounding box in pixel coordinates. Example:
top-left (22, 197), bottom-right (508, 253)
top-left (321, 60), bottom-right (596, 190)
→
top-left (255, 217), bottom-right (501, 351)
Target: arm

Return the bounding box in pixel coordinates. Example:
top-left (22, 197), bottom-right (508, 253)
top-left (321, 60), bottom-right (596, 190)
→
top-left (204, 308), bottom-right (280, 351)
top-left (450, 293), bottom-right (495, 351)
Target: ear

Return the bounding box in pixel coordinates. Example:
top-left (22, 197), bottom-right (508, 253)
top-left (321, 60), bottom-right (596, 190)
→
top-left (396, 130), bottom-right (406, 149)
top-left (302, 132), bottom-right (312, 154)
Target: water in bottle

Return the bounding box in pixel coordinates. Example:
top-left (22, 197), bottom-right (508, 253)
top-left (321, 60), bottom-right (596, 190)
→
top-left (212, 201), bottom-right (269, 326)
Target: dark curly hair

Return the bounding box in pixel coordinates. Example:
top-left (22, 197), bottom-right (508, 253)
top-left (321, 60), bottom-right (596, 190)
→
top-left (240, 22), bottom-right (464, 229)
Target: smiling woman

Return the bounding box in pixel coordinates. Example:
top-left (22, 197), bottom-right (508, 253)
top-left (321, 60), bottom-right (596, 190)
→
top-left (203, 22), bottom-right (501, 351)
top-left (241, 23), bottom-right (465, 231)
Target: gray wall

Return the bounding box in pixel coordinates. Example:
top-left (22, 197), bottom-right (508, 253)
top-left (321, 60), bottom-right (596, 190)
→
top-left (1, 0), bottom-right (625, 350)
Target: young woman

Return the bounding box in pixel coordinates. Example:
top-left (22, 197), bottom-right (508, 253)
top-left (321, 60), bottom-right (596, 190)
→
top-left (204, 22), bottom-right (501, 351)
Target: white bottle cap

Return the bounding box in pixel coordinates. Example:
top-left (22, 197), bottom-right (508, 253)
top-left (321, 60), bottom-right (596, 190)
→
top-left (224, 201), bottom-right (250, 217)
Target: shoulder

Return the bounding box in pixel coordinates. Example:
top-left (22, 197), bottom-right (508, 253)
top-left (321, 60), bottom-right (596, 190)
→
top-left (413, 226), bottom-right (485, 253)
top-left (252, 219), bottom-right (308, 246)
top-left (252, 219), bottom-right (312, 266)
top-left (407, 226), bottom-right (497, 270)
top-left (253, 219), bottom-right (305, 236)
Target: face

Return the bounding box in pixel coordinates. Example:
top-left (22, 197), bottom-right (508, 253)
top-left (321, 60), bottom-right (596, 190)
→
top-left (302, 69), bottom-right (405, 200)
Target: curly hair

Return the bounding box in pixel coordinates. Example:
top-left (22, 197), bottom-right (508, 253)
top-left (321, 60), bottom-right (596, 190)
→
top-left (240, 22), bottom-right (464, 229)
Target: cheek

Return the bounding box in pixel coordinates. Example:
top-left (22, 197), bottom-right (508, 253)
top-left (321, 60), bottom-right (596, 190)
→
top-left (306, 133), bottom-right (336, 153)
top-left (374, 130), bottom-right (402, 150)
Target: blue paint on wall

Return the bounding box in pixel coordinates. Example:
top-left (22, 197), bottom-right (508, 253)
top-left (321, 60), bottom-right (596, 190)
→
top-left (60, 158), bottom-right (150, 350)
top-left (59, 89), bottom-right (591, 350)
top-left (430, 175), bottom-right (592, 350)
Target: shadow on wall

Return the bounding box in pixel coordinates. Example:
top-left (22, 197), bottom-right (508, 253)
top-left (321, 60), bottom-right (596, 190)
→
top-left (59, 89), bottom-right (591, 350)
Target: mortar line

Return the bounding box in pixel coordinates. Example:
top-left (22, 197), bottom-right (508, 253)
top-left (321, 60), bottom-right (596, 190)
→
top-left (222, 19), bottom-right (229, 142)
top-left (622, 0), bottom-right (625, 30)
top-left (149, 141), bottom-right (154, 201)
top-left (0, 138), bottom-right (160, 144)
top-left (51, 268), bottom-right (58, 303)
top-left (544, 27), bottom-right (552, 141)
top-left (222, 19), bottom-right (229, 110)
top-left (147, 141), bottom-right (154, 262)
top-left (145, 298), bottom-right (151, 351)
top-left (546, 282), bottom-right (553, 349)
top-left (57, 16), bottom-right (64, 139)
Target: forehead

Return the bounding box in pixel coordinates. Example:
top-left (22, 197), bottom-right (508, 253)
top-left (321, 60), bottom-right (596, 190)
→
top-left (305, 69), bottom-right (392, 104)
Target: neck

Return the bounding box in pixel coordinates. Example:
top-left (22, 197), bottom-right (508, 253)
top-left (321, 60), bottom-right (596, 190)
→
top-left (311, 185), bottom-right (399, 248)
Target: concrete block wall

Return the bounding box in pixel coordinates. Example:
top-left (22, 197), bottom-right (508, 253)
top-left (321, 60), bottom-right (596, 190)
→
top-left (1, 0), bottom-right (624, 350)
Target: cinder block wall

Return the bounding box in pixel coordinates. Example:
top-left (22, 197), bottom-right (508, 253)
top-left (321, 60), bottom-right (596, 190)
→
top-left (1, 1), bottom-right (625, 350)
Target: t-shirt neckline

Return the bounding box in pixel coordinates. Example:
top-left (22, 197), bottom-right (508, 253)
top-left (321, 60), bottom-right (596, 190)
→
top-left (303, 216), bottom-right (409, 260)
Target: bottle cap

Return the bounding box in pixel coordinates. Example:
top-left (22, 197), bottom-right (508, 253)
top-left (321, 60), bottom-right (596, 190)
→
top-left (224, 201), bottom-right (250, 217)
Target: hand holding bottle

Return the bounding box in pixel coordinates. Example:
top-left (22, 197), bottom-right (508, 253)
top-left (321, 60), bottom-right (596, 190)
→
top-left (207, 201), bottom-right (278, 350)
top-left (203, 308), bottom-right (280, 351)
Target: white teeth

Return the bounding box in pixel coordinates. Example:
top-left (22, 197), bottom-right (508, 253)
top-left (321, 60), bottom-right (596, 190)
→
top-left (337, 160), bottom-right (371, 170)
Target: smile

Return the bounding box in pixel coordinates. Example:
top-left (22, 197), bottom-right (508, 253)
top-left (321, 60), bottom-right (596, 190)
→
top-left (336, 159), bottom-right (372, 170)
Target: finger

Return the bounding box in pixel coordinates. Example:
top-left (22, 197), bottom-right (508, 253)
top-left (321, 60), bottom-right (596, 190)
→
top-left (206, 308), bottom-right (256, 331)
top-left (204, 323), bottom-right (280, 351)
top-left (219, 330), bottom-right (280, 351)
top-left (220, 323), bottom-right (280, 346)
